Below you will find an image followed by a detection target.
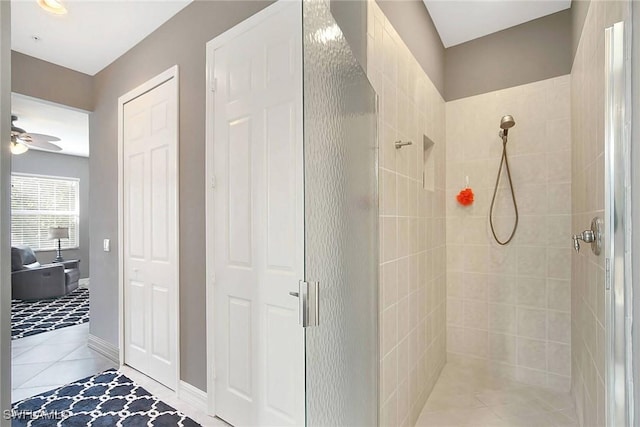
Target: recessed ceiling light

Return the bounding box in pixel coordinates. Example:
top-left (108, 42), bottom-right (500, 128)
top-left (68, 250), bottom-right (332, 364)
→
top-left (37, 0), bottom-right (67, 15)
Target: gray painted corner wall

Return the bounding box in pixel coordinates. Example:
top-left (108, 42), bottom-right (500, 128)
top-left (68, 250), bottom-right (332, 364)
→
top-left (90, 0), bottom-right (273, 393)
top-left (11, 150), bottom-right (90, 278)
top-left (376, 0), bottom-right (445, 97)
top-left (330, 0), bottom-right (368, 70)
top-left (571, 0), bottom-right (591, 59)
top-left (444, 9), bottom-right (572, 101)
top-left (11, 51), bottom-right (93, 112)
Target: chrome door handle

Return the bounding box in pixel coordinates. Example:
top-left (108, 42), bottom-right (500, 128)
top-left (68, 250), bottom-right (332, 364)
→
top-left (290, 281), bottom-right (319, 328)
top-left (572, 217), bottom-right (602, 255)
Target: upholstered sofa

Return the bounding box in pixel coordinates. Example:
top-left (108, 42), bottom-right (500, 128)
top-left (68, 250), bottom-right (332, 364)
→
top-left (11, 245), bottom-right (79, 300)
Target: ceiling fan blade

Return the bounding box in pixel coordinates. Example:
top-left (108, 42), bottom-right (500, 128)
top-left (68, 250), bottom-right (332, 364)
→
top-left (22, 132), bottom-right (61, 142)
top-left (23, 139), bottom-right (63, 152)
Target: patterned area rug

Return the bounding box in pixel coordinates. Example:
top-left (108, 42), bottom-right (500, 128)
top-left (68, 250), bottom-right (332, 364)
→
top-left (12, 288), bottom-right (89, 340)
top-left (11, 369), bottom-right (201, 426)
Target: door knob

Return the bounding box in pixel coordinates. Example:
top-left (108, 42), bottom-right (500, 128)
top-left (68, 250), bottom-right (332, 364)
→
top-left (289, 291), bottom-right (299, 298)
top-left (572, 217), bottom-right (602, 255)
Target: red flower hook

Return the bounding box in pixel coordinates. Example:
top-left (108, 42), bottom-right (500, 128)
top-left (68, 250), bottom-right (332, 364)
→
top-left (456, 187), bottom-right (474, 206)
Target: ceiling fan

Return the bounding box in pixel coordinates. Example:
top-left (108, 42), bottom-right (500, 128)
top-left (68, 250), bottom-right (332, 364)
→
top-left (10, 115), bottom-right (63, 154)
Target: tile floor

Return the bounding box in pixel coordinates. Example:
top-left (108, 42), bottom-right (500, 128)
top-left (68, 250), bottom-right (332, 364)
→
top-left (11, 322), bottom-right (228, 426)
top-left (11, 323), bottom-right (116, 402)
top-left (416, 358), bottom-right (578, 427)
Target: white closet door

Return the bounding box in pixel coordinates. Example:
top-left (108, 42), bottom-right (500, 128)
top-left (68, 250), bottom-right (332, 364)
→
top-left (211, 3), bottom-right (304, 426)
top-left (123, 76), bottom-right (178, 390)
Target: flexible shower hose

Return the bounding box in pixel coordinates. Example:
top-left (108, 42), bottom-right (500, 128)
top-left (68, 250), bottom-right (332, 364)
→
top-left (489, 139), bottom-right (519, 245)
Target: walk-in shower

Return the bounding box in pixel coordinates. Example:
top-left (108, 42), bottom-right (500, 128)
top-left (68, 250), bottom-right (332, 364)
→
top-left (489, 114), bottom-right (519, 245)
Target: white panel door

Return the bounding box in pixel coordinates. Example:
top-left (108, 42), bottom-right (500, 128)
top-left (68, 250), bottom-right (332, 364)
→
top-left (212, 3), bottom-right (304, 426)
top-left (123, 77), bottom-right (178, 390)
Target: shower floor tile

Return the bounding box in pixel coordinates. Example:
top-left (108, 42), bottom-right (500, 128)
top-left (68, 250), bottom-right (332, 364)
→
top-left (416, 359), bottom-right (578, 427)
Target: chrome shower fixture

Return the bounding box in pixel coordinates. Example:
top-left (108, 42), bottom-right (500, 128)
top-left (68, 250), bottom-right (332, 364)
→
top-left (490, 114), bottom-right (519, 245)
top-left (499, 115), bottom-right (516, 140)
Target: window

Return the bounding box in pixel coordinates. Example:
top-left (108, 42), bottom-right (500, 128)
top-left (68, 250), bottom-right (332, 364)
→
top-left (11, 174), bottom-right (80, 251)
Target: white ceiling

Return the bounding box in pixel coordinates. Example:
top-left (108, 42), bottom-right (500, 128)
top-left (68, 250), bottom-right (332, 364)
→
top-left (11, 0), bottom-right (192, 75)
top-left (424, 0), bottom-right (571, 48)
top-left (12, 93), bottom-right (90, 157)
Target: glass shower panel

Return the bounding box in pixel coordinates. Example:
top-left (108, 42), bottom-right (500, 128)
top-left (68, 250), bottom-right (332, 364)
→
top-left (303, 1), bottom-right (379, 425)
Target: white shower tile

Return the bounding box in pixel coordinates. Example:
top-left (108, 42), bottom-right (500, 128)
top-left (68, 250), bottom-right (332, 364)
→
top-left (382, 261), bottom-right (399, 310)
top-left (463, 245), bottom-right (489, 274)
top-left (515, 215), bottom-right (547, 247)
top-left (547, 342), bottom-right (571, 376)
top-left (516, 338), bottom-right (547, 371)
top-left (463, 300), bottom-right (488, 330)
top-left (447, 272), bottom-right (463, 298)
top-left (547, 311), bottom-right (571, 344)
top-left (517, 184), bottom-right (548, 215)
top-left (548, 183), bottom-right (572, 214)
top-left (488, 333), bottom-right (516, 364)
top-left (446, 298), bottom-right (463, 326)
top-left (516, 277), bottom-right (546, 308)
top-left (382, 349), bottom-right (398, 402)
top-left (489, 304), bottom-right (516, 334)
top-left (510, 153), bottom-right (546, 185)
top-left (382, 169), bottom-right (397, 216)
top-left (488, 275), bottom-right (516, 304)
top-left (463, 273), bottom-right (488, 301)
top-left (547, 278), bottom-right (570, 312)
top-left (547, 248), bottom-right (571, 280)
top-left (382, 304), bottom-right (398, 356)
top-left (517, 307), bottom-right (547, 340)
top-left (546, 150), bottom-right (571, 183)
top-left (546, 215), bottom-right (571, 247)
top-left (517, 247), bottom-right (547, 278)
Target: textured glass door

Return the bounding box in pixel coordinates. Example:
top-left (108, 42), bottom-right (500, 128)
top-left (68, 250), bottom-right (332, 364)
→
top-left (302, 1), bottom-right (379, 425)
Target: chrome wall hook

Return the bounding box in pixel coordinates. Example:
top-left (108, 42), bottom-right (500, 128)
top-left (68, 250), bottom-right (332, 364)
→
top-left (395, 140), bottom-right (412, 149)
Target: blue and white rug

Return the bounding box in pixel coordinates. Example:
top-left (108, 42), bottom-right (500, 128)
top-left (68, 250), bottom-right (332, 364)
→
top-left (11, 369), bottom-right (201, 426)
top-left (12, 288), bottom-right (90, 340)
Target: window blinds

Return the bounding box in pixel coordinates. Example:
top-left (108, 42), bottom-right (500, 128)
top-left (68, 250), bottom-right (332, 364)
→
top-left (11, 174), bottom-right (80, 251)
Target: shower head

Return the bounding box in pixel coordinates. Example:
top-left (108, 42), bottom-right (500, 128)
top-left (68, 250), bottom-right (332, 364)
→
top-left (500, 115), bottom-right (515, 130)
top-left (499, 115), bottom-right (515, 139)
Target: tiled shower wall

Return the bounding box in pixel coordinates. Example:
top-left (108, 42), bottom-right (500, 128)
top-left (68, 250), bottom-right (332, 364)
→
top-left (366, 2), bottom-right (447, 426)
top-left (445, 76), bottom-right (572, 390)
top-left (570, 1), bottom-right (629, 425)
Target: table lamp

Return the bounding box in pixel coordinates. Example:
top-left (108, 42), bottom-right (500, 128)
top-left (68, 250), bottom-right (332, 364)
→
top-left (48, 226), bottom-right (69, 262)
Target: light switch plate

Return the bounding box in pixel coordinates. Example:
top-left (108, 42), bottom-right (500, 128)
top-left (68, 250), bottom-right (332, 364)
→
top-left (103, 239), bottom-right (110, 252)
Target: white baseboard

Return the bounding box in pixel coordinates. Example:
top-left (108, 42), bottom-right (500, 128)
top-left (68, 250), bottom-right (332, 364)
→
top-left (88, 334), bottom-right (119, 364)
top-left (79, 278), bottom-right (90, 288)
top-left (177, 380), bottom-right (208, 413)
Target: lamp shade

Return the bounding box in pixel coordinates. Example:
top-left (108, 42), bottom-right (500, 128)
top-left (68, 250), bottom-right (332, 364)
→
top-left (48, 227), bottom-right (69, 239)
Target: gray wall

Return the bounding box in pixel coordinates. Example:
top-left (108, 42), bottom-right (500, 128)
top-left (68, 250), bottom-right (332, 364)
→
top-left (571, 0), bottom-right (591, 59)
top-left (330, 0), bottom-right (367, 70)
top-left (90, 0), bottom-right (273, 392)
top-left (444, 9), bottom-right (572, 101)
top-left (376, 0), bottom-right (445, 97)
top-left (11, 150), bottom-right (90, 278)
top-left (11, 51), bottom-right (93, 112)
